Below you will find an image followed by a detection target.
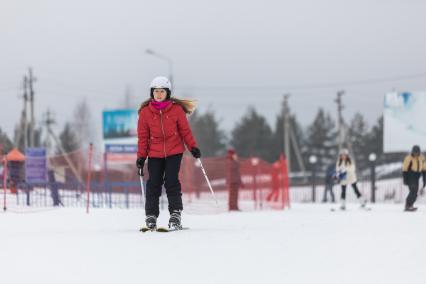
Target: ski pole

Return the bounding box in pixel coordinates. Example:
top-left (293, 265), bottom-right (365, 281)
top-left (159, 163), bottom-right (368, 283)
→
top-left (197, 158), bottom-right (218, 206)
top-left (138, 169), bottom-right (145, 207)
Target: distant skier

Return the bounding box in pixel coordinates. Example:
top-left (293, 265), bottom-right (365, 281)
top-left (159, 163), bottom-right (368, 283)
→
top-left (402, 145), bottom-right (426, 212)
top-left (335, 149), bottom-right (367, 210)
top-left (136, 76), bottom-right (201, 230)
top-left (322, 163), bottom-right (336, 203)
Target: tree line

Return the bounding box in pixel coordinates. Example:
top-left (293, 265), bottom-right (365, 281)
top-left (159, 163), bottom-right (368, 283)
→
top-left (189, 100), bottom-right (401, 173)
top-left (0, 97), bottom-right (403, 174)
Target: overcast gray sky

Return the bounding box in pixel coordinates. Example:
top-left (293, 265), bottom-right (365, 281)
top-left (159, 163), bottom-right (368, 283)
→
top-left (1, 0), bottom-right (426, 145)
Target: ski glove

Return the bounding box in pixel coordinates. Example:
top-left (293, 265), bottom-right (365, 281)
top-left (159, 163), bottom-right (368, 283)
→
top-left (136, 157), bottom-right (146, 176)
top-left (190, 147), bottom-right (201, 159)
top-left (403, 172), bottom-right (409, 186)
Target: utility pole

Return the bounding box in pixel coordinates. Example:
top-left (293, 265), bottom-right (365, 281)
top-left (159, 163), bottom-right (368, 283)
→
top-left (282, 94), bottom-right (306, 176)
top-left (23, 76), bottom-right (29, 149)
top-left (43, 109), bottom-right (82, 184)
top-left (290, 126), bottom-right (307, 176)
top-left (335, 90), bottom-right (345, 151)
top-left (334, 90), bottom-right (356, 165)
top-left (124, 86), bottom-right (132, 109)
top-left (282, 94), bottom-right (291, 173)
top-left (43, 109), bottom-right (55, 154)
top-left (28, 68), bottom-right (36, 147)
top-left (15, 76), bottom-right (29, 150)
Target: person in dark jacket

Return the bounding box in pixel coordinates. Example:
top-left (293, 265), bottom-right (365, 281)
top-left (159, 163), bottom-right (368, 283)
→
top-left (322, 163), bottom-right (336, 203)
top-left (136, 76), bottom-right (201, 230)
top-left (227, 149), bottom-right (242, 211)
top-left (402, 145), bottom-right (426, 211)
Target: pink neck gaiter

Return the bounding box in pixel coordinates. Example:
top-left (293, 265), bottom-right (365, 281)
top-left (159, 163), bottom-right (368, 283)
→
top-left (151, 99), bottom-right (171, 110)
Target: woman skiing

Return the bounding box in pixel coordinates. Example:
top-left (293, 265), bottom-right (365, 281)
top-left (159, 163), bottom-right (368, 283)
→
top-left (335, 149), bottom-right (367, 210)
top-left (136, 76), bottom-right (201, 230)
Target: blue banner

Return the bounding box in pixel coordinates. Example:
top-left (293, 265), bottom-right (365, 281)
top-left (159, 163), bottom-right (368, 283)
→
top-left (25, 148), bottom-right (47, 184)
top-left (103, 110), bottom-right (138, 140)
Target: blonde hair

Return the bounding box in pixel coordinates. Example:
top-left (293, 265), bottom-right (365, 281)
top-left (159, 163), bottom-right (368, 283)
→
top-left (138, 97), bottom-right (197, 115)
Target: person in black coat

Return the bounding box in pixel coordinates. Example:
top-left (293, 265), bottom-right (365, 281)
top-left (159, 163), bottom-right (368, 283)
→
top-left (322, 163), bottom-right (336, 203)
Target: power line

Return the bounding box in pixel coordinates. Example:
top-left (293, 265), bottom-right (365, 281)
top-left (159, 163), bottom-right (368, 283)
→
top-left (3, 71), bottom-right (424, 97)
top-left (176, 72), bottom-right (426, 91)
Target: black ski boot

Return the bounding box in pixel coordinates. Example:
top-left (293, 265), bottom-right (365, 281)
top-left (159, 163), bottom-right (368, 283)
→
top-left (145, 215), bottom-right (157, 230)
top-left (404, 206), bottom-right (418, 212)
top-left (168, 210), bottom-right (182, 230)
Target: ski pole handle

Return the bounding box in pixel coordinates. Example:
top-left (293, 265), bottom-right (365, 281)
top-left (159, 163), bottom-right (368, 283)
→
top-left (197, 158), bottom-right (219, 206)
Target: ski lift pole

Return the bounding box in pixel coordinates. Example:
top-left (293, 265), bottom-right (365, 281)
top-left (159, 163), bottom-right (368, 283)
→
top-left (197, 158), bottom-right (218, 206)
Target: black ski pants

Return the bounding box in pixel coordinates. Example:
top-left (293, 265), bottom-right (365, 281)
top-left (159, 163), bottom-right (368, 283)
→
top-left (406, 183), bottom-right (419, 208)
top-left (341, 183), bottom-right (362, 200)
top-left (145, 154), bottom-right (183, 217)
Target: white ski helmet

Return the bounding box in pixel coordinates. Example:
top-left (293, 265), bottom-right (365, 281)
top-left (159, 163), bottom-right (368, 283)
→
top-left (340, 148), bottom-right (349, 156)
top-left (150, 76), bottom-right (172, 90)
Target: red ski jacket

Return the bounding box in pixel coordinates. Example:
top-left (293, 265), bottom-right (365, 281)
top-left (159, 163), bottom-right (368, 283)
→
top-left (137, 102), bottom-right (197, 158)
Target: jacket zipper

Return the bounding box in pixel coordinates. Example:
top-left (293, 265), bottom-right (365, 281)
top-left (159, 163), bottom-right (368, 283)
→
top-left (160, 110), bottom-right (167, 157)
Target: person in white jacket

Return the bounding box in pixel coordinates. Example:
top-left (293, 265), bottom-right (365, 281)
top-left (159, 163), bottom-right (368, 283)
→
top-left (335, 149), bottom-right (367, 210)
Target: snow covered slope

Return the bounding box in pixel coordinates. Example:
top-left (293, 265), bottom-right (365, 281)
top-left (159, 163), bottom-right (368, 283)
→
top-left (1, 204), bottom-right (425, 284)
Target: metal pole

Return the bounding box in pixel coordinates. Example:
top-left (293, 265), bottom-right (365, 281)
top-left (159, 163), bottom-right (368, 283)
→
top-left (371, 162), bottom-right (376, 203)
top-left (104, 152), bottom-right (112, 208)
top-left (86, 143), bottom-right (93, 214)
top-left (102, 152), bottom-right (109, 208)
top-left (282, 94), bottom-right (291, 173)
top-left (197, 158), bottom-right (218, 206)
top-left (139, 174), bottom-right (145, 207)
top-left (290, 126), bottom-right (307, 179)
top-left (26, 183), bottom-right (30, 206)
top-left (335, 90), bottom-right (345, 151)
top-left (47, 127), bottom-right (82, 184)
top-left (252, 161), bottom-right (258, 210)
top-left (258, 163), bottom-right (263, 210)
top-left (3, 157), bottom-right (7, 211)
top-left (28, 68), bottom-right (36, 147)
top-left (23, 76), bottom-right (28, 149)
top-left (312, 165), bottom-right (316, 203)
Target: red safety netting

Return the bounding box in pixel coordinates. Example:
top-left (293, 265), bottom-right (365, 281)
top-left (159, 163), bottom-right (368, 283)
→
top-left (2, 146), bottom-right (290, 214)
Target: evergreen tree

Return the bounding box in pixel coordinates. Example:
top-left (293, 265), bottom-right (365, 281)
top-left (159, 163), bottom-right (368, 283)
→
top-left (368, 116), bottom-right (383, 159)
top-left (348, 112), bottom-right (370, 170)
top-left (304, 108), bottom-right (337, 171)
top-left (365, 116), bottom-right (402, 165)
top-left (273, 113), bottom-right (304, 170)
top-left (0, 128), bottom-right (13, 153)
top-left (57, 123), bottom-right (80, 154)
top-left (190, 111), bottom-right (227, 157)
top-left (231, 107), bottom-right (275, 162)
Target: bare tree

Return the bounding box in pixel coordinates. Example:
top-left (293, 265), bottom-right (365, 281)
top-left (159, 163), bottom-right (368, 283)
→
top-left (72, 100), bottom-right (95, 147)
